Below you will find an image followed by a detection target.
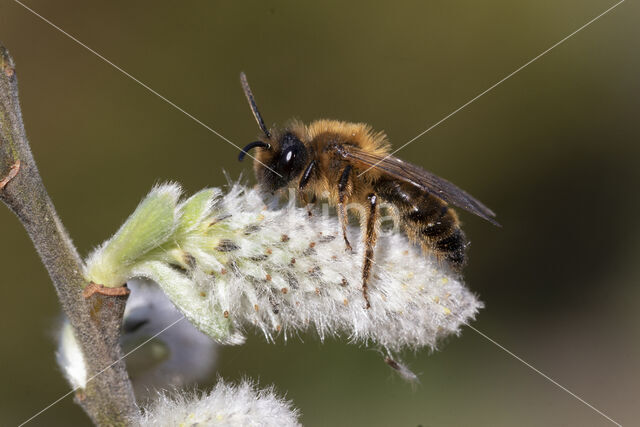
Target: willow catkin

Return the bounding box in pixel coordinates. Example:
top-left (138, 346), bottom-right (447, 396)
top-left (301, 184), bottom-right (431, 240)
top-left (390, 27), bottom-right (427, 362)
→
top-left (85, 183), bottom-right (483, 351)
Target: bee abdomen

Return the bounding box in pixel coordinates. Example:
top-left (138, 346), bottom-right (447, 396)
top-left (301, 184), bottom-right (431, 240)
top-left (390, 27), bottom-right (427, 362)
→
top-left (434, 228), bottom-right (466, 265)
top-left (375, 179), bottom-right (467, 267)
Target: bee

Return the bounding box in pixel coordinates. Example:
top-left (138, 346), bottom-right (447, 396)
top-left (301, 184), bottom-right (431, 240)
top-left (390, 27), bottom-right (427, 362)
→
top-left (238, 73), bottom-right (499, 308)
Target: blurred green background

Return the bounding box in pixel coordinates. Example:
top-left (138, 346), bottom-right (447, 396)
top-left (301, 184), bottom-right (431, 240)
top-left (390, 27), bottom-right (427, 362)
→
top-left (1, 0), bottom-right (638, 425)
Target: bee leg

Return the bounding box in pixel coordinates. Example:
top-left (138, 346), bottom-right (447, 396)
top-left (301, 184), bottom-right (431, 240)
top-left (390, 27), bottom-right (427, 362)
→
top-left (307, 194), bottom-right (318, 217)
top-left (338, 165), bottom-right (353, 251)
top-left (299, 160), bottom-right (317, 216)
top-left (298, 190), bottom-right (317, 216)
top-left (299, 160), bottom-right (316, 191)
top-left (361, 193), bottom-right (379, 309)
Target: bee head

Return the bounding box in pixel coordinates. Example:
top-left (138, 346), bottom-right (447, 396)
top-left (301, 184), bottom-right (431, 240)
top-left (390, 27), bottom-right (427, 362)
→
top-left (238, 73), bottom-right (308, 192)
top-left (239, 131), bottom-right (308, 192)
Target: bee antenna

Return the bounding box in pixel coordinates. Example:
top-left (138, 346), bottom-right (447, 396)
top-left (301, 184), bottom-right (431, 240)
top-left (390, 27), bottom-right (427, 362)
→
top-left (238, 141), bottom-right (271, 162)
top-left (240, 72), bottom-right (271, 138)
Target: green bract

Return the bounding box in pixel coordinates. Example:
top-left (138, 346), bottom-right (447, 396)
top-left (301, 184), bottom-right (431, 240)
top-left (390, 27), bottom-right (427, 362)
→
top-left (86, 185), bottom-right (180, 287)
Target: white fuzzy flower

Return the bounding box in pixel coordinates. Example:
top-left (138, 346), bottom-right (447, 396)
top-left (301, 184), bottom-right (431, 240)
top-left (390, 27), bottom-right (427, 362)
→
top-left (86, 183), bottom-right (483, 352)
top-left (137, 380), bottom-right (300, 427)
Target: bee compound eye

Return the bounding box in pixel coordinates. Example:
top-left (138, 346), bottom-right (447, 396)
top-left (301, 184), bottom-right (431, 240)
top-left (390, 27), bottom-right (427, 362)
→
top-left (276, 133), bottom-right (307, 179)
top-left (279, 148), bottom-right (297, 174)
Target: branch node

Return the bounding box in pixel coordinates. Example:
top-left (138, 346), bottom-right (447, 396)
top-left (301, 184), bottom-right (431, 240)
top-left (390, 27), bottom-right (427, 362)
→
top-left (0, 48), bottom-right (15, 78)
top-left (0, 159), bottom-right (20, 190)
top-left (83, 281), bottom-right (130, 299)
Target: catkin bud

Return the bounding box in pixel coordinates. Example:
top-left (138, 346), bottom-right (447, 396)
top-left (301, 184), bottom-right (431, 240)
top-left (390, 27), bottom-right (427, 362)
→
top-left (56, 279), bottom-right (218, 394)
top-left (123, 278), bottom-right (218, 398)
top-left (86, 183), bottom-right (482, 351)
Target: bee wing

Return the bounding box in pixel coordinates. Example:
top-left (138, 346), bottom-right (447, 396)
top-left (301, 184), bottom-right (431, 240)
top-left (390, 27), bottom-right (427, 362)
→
top-left (343, 147), bottom-right (500, 226)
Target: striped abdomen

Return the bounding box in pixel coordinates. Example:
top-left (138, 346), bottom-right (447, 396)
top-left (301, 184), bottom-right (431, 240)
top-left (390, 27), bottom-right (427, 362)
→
top-left (375, 178), bottom-right (467, 267)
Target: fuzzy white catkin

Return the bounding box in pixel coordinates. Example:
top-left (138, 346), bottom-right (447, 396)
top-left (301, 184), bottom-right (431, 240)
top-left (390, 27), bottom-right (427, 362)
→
top-left (136, 380), bottom-right (300, 427)
top-left (86, 183), bottom-right (483, 352)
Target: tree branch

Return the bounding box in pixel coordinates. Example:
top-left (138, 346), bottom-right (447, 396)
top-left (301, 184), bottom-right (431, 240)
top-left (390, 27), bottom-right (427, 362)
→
top-left (0, 45), bottom-right (138, 425)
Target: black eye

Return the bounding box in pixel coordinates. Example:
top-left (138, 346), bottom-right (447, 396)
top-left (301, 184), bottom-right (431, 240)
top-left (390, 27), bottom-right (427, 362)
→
top-left (275, 133), bottom-right (308, 179)
top-left (279, 148), bottom-right (297, 173)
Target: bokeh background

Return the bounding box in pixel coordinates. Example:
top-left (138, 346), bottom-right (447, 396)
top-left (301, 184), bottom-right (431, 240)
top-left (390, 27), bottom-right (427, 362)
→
top-left (1, 1), bottom-right (638, 425)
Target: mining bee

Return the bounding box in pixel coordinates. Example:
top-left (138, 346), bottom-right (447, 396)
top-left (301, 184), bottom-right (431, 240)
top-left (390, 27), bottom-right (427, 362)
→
top-left (238, 73), bottom-right (499, 308)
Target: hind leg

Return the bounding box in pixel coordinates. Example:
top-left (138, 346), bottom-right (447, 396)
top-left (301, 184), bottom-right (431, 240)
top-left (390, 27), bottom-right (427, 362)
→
top-left (361, 192), bottom-right (379, 309)
top-left (337, 165), bottom-right (353, 251)
top-left (298, 160), bottom-right (317, 215)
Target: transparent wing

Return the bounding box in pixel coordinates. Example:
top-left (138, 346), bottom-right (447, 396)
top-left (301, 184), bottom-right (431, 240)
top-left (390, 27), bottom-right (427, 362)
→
top-left (343, 147), bottom-right (500, 226)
